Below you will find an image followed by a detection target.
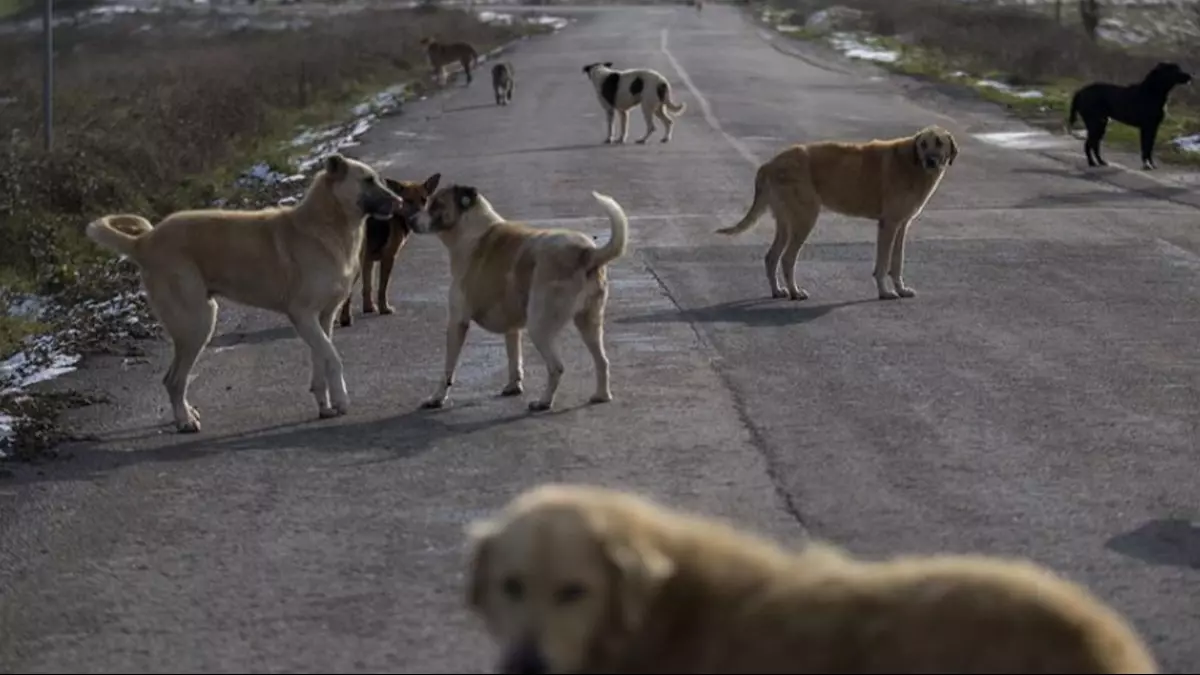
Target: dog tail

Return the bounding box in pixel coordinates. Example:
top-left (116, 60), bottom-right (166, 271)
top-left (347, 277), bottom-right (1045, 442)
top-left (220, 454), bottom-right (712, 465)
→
top-left (85, 214), bottom-right (155, 263)
top-left (586, 191), bottom-right (629, 271)
top-left (659, 81), bottom-right (687, 115)
top-left (716, 165), bottom-right (769, 236)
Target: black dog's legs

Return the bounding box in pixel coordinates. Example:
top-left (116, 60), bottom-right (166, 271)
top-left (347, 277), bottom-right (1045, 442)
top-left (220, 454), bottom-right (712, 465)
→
top-left (1084, 117), bottom-right (1109, 167)
top-left (1139, 121), bottom-right (1160, 170)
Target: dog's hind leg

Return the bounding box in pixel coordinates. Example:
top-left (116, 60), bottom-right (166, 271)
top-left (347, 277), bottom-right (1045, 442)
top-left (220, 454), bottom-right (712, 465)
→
top-left (770, 190), bottom-right (819, 301)
top-left (575, 297), bottom-right (612, 404)
top-left (526, 284), bottom-right (575, 412)
top-left (654, 104), bottom-right (675, 143)
top-left (149, 280), bottom-right (216, 433)
top-left (377, 254), bottom-right (401, 315)
top-left (361, 258), bottom-right (378, 314)
top-left (1084, 117), bottom-right (1109, 167)
top-left (423, 318), bottom-right (470, 409)
top-left (635, 100), bottom-right (657, 144)
top-left (501, 330), bottom-right (524, 396)
top-left (887, 217), bottom-right (917, 298)
top-left (764, 217), bottom-right (791, 299)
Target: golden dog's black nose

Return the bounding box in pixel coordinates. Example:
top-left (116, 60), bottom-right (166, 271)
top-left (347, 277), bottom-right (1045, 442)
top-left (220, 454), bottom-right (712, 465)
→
top-left (499, 639), bottom-right (546, 674)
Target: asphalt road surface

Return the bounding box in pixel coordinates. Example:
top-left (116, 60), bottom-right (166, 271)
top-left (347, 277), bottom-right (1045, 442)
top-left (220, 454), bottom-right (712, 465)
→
top-left (2, 4), bottom-right (1199, 673)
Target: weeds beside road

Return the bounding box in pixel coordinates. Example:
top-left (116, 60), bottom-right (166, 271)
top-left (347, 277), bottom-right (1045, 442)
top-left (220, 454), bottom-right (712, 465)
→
top-left (0, 3), bottom-right (547, 462)
top-left (756, 0), bottom-right (1200, 166)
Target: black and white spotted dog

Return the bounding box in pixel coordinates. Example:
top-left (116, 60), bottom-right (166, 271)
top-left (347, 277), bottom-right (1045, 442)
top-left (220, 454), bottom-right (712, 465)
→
top-left (582, 62), bottom-right (687, 145)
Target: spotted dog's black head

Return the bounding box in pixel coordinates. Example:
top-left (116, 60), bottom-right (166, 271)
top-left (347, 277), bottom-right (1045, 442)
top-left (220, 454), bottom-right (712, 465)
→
top-left (582, 62), bottom-right (614, 77)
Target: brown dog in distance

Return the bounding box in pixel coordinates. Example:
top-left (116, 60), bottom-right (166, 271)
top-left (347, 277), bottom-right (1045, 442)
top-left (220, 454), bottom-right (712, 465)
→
top-left (718, 125), bottom-right (958, 302)
top-left (466, 483), bottom-right (1159, 675)
top-left (338, 173), bottom-right (441, 328)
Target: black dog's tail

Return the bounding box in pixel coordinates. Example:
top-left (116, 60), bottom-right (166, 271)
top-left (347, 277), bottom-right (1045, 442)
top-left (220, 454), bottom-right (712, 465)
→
top-left (1065, 91), bottom-right (1080, 133)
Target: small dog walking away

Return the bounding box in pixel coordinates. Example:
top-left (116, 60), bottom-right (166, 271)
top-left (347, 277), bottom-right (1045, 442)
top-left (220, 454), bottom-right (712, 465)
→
top-left (338, 172), bottom-right (441, 327)
top-left (407, 185), bottom-right (629, 412)
top-left (491, 62), bottom-right (515, 106)
top-left (466, 483), bottom-right (1160, 675)
top-left (582, 62), bottom-right (687, 144)
top-left (1066, 61), bottom-right (1192, 170)
top-left (717, 125), bottom-right (958, 302)
top-left (421, 36), bottom-right (479, 86)
top-left (85, 154), bottom-right (403, 433)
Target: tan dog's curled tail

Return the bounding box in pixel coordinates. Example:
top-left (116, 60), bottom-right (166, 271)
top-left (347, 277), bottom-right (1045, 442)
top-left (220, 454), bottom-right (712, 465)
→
top-left (586, 191), bottom-right (629, 271)
top-left (85, 214), bottom-right (155, 262)
top-left (716, 164), bottom-right (769, 236)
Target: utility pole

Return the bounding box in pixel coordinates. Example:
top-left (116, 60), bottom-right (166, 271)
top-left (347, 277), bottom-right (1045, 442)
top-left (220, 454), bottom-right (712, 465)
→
top-left (42, 0), bottom-right (53, 151)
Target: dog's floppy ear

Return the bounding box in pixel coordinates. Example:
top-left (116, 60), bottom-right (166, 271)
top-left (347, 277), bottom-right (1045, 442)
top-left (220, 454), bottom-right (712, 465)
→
top-left (454, 185), bottom-right (479, 210)
top-left (909, 135), bottom-right (922, 167)
top-left (465, 517), bottom-right (499, 610)
top-left (603, 61), bottom-right (613, 68)
top-left (601, 534), bottom-right (675, 631)
top-left (324, 153), bottom-right (348, 180)
top-left (424, 172), bottom-right (442, 194)
top-left (948, 133), bottom-right (959, 166)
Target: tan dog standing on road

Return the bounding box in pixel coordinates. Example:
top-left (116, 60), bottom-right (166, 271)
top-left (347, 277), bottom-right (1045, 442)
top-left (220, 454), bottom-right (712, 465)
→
top-left (466, 483), bottom-right (1159, 674)
top-left (85, 154), bottom-right (404, 433)
top-left (422, 36), bottom-right (479, 86)
top-left (338, 172), bottom-right (442, 328)
top-left (408, 185), bottom-right (629, 412)
top-left (717, 125), bottom-right (958, 301)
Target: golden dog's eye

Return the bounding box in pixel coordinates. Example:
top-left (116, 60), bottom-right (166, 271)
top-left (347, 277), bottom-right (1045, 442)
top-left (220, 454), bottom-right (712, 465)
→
top-left (553, 582), bottom-right (586, 605)
top-left (502, 576), bottom-right (524, 601)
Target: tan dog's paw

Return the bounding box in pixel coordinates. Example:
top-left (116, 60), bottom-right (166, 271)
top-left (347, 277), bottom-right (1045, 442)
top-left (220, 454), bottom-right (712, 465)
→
top-left (788, 289), bottom-right (809, 301)
top-left (501, 382), bottom-right (523, 397)
top-left (879, 289), bottom-right (901, 300)
top-left (177, 419), bottom-right (201, 433)
top-left (896, 286), bottom-right (916, 299)
top-left (379, 303), bottom-right (396, 315)
top-left (188, 404), bottom-right (201, 421)
top-left (363, 302), bottom-right (377, 314)
top-left (589, 391), bottom-right (612, 404)
top-left (771, 288), bottom-right (789, 299)
top-left (318, 406), bottom-right (342, 419)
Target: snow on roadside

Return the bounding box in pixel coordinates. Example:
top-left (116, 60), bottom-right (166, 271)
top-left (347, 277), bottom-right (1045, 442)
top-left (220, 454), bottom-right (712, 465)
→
top-left (975, 79), bottom-right (1044, 99)
top-left (828, 32), bottom-right (898, 64)
top-left (1171, 134), bottom-right (1200, 154)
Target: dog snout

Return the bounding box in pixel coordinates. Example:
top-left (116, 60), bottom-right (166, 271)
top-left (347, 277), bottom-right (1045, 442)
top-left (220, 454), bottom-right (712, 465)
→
top-left (499, 639), bottom-right (547, 675)
top-left (408, 210), bottom-right (434, 233)
top-left (925, 157), bottom-right (940, 169)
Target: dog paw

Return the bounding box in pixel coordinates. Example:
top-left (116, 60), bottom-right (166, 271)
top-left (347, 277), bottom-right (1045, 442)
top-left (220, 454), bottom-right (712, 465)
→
top-left (177, 419), bottom-right (201, 433)
top-left (187, 404), bottom-right (201, 421)
top-left (603, 138), bottom-right (613, 145)
top-left (363, 303), bottom-right (377, 314)
top-left (379, 304), bottom-right (395, 315)
top-left (636, 138), bottom-right (648, 145)
top-left (528, 400), bottom-right (552, 412)
top-left (895, 286), bottom-right (917, 298)
top-left (878, 289), bottom-right (901, 300)
top-left (338, 316), bottom-right (352, 328)
top-left (661, 137), bottom-right (670, 143)
top-left (500, 382), bottom-right (523, 397)
top-left (318, 406), bottom-right (341, 419)
top-left (788, 289), bottom-right (809, 301)
top-left (589, 392), bottom-right (613, 404)
top-left (771, 289), bottom-right (789, 299)
top-left (421, 397), bottom-right (447, 410)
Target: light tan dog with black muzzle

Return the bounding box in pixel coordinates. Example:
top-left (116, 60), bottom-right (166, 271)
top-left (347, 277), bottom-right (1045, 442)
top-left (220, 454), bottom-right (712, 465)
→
top-left (407, 185), bottom-right (629, 412)
top-left (465, 483), bottom-right (1159, 675)
top-left (717, 125), bottom-right (959, 302)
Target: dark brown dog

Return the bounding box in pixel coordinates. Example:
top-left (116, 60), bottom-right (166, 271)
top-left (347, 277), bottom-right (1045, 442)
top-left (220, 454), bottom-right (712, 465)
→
top-left (338, 173), bottom-right (440, 327)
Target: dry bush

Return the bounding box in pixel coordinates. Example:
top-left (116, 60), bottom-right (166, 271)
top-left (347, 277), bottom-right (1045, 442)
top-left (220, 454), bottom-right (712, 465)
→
top-left (0, 8), bottom-right (523, 290)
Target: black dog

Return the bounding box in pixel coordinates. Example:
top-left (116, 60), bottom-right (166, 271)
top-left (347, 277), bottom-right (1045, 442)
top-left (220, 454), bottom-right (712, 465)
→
top-left (1066, 62), bottom-right (1192, 170)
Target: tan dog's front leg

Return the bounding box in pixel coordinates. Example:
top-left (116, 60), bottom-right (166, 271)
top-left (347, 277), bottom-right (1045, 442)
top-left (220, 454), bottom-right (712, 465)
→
top-left (501, 330), bottom-right (523, 396)
top-left (888, 219), bottom-right (916, 298)
top-left (874, 218), bottom-right (903, 300)
top-left (377, 254), bottom-right (398, 315)
top-left (422, 319), bottom-right (470, 409)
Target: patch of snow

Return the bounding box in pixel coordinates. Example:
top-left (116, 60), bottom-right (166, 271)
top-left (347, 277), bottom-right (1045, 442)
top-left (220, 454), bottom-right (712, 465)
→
top-left (478, 10), bottom-right (514, 25)
top-left (976, 79), bottom-right (1044, 99)
top-left (973, 130), bottom-right (1067, 150)
top-left (829, 32), bottom-right (899, 63)
top-left (525, 14), bottom-right (569, 31)
top-left (1171, 134), bottom-right (1200, 153)
top-left (805, 6), bottom-right (863, 32)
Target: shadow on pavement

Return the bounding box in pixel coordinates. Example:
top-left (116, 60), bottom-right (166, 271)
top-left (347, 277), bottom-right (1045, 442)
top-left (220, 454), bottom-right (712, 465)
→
top-left (617, 297), bottom-right (873, 328)
top-left (1105, 518), bottom-right (1200, 570)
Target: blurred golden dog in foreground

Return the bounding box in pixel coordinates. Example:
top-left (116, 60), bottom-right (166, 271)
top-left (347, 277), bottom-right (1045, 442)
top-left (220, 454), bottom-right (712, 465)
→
top-left (465, 483), bottom-right (1157, 674)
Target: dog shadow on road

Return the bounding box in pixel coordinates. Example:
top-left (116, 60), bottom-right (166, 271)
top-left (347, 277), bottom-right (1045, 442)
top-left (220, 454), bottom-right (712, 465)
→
top-left (208, 325), bottom-right (299, 350)
top-left (617, 297), bottom-right (874, 329)
top-left (1105, 518), bottom-right (1200, 570)
top-left (1007, 166), bottom-right (1192, 207)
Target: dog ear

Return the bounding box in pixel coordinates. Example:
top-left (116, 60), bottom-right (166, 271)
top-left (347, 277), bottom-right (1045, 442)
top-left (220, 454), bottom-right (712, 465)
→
top-left (948, 134), bottom-right (959, 166)
top-left (324, 154), bottom-right (348, 179)
top-left (465, 518), bottom-right (499, 610)
top-left (910, 137), bottom-right (922, 167)
top-left (455, 185), bottom-right (479, 210)
top-left (602, 535), bottom-right (675, 631)
top-left (424, 172), bottom-right (442, 193)
top-left (604, 61), bottom-right (613, 68)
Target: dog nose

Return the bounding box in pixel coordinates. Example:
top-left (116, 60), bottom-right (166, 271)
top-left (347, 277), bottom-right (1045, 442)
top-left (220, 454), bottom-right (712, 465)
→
top-left (499, 639), bottom-right (546, 675)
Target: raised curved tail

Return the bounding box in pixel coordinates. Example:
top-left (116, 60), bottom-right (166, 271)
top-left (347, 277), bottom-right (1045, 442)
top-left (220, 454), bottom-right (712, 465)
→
top-left (586, 191), bottom-right (629, 271)
top-left (85, 214), bottom-right (155, 263)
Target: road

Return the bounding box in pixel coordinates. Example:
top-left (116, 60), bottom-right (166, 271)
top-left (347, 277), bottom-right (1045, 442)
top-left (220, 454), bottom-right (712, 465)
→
top-left (2, 3), bottom-right (1199, 673)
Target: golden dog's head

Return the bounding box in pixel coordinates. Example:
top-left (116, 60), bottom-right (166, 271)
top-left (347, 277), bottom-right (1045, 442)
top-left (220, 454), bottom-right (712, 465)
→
top-left (466, 485), bottom-right (676, 674)
top-left (407, 183), bottom-right (487, 234)
top-left (910, 125), bottom-right (958, 171)
top-left (320, 153), bottom-right (405, 221)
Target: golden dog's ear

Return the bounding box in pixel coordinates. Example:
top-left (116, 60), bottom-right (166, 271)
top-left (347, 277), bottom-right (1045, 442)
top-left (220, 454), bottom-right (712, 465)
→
top-left (465, 518), bottom-right (499, 610)
top-left (603, 537), bottom-right (675, 630)
top-left (948, 134), bottom-right (959, 166)
top-left (424, 173), bottom-right (442, 194)
top-left (324, 154), bottom-right (348, 180)
top-left (910, 137), bottom-right (922, 167)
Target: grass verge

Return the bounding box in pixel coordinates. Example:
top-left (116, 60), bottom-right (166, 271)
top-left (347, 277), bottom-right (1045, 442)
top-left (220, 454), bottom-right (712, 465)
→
top-left (0, 3), bottom-right (551, 463)
top-left (756, 0), bottom-right (1200, 167)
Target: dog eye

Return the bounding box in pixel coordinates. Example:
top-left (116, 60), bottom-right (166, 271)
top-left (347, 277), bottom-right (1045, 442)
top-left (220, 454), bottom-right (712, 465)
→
top-left (502, 576), bottom-right (524, 601)
top-left (553, 582), bottom-right (587, 605)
